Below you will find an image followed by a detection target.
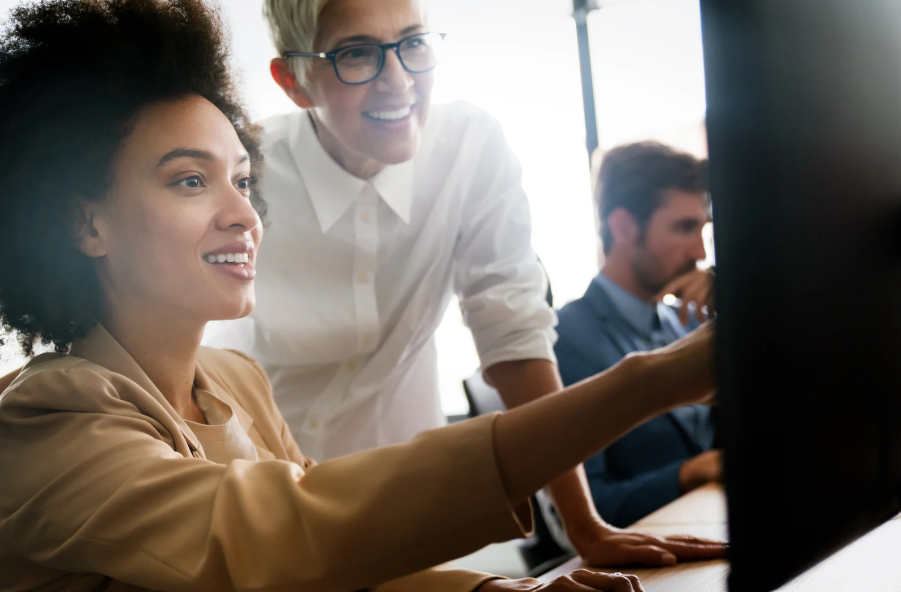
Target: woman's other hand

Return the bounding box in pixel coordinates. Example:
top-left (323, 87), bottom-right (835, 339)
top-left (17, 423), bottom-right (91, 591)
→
top-left (477, 569), bottom-right (643, 591)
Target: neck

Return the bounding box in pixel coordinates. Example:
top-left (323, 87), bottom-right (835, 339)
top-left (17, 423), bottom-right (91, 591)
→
top-left (100, 300), bottom-right (204, 418)
top-left (601, 252), bottom-right (656, 303)
top-left (310, 111), bottom-right (384, 180)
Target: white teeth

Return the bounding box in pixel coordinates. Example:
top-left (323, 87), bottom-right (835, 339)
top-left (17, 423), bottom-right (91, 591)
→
top-left (364, 105), bottom-right (412, 121)
top-left (205, 252), bottom-right (249, 264)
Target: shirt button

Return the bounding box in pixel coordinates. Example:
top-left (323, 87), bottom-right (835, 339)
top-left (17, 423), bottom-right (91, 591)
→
top-left (359, 209), bottom-right (373, 223)
top-left (357, 271), bottom-right (371, 284)
top-left (308, 417), bottom-right (319, 429)
top-left (362, 335), bottom-right (374, 347)
top-left (346, 361), bottom-right (357, 371)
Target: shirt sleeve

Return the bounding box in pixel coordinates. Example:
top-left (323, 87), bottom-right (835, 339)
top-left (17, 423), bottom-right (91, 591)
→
top-left (585, 453), bottom-right (684, 529)
top-left (452, 111), bottom-right (558, 370)
top-left (0, 368), bottom-right (532, 592)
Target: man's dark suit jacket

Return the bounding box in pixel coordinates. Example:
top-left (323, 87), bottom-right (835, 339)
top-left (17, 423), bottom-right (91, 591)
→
top-left (554, 274), bottom-right (716, 527)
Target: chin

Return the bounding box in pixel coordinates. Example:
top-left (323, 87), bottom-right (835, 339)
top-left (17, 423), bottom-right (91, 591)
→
top-left (208, 297), bottom-right (255, 322)
top-left (370, 141), bottom-right (418, 165)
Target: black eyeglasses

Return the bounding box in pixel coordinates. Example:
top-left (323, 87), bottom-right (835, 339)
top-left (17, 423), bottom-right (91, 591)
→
top-left (283, 32), bottom-right (446, 85)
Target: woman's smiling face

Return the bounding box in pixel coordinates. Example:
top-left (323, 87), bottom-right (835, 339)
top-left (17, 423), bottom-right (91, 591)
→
top-left (79, 95), bottom-right (264, 326)
top-left (300, 0), bottom-right (434, 173)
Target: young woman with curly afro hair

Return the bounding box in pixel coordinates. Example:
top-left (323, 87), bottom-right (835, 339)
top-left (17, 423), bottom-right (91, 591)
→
top-left (0, 2), bottom-right (717, 591)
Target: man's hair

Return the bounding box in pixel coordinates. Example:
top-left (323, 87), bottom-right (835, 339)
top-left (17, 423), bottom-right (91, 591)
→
top-left (263, 0), bottom-right (332, 83)
top-left (597, 141), bottom-right (708, 255)
top-left (0, 0), bottom-right (265, 356)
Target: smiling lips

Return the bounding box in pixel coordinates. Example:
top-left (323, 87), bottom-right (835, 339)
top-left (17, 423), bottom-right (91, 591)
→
top-left (203, 242), bottom-right (256, 280)
top-left (363, 104), bottom-right (413, 122)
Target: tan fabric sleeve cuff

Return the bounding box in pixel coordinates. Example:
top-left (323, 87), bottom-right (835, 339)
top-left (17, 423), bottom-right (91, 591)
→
top-left (488, 412), bottom-right (535, 537)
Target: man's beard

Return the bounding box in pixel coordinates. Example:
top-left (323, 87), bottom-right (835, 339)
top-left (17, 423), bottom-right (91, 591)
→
top-left (633, 254), bottom-right (697, 297)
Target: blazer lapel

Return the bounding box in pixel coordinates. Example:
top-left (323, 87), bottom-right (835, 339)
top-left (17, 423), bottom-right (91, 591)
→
top-left (70, 324), bottom-right (203, 455)
top-left (583, 280), bottom-right (640, 360)
top-left (585, 281), bottom-right (700, 453)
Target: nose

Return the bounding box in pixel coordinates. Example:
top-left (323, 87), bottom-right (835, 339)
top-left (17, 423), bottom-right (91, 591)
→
top-left (374, 48), bottom-right (414, 93)
top-left (216, 183), bottom-right (261, 235)
top-left (691, 229), bottom-right (708, 262)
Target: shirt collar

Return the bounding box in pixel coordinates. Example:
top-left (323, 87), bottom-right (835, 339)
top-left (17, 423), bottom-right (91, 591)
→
top-left (70, 323), bottom-right (202, 451)
top-left (593, 273), bottom-right (661, 336)
top-left (69, 324), bottom-right (255, 452)
top-left (289, 110), bottom-right (414, 232)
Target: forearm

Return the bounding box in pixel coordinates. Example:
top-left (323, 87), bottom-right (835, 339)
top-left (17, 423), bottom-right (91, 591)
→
top-left (486, 360), bottom-right (602, 529)
top-left (491, 355), bottom-right (672, 506)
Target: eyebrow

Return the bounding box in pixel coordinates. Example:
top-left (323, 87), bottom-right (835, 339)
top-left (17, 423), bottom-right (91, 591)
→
top-left (332, 24), bottom-right (425, 48)
top-left (157, 148), bottom-right (249, 168)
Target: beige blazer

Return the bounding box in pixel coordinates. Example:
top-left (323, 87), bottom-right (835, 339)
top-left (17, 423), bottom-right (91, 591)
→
top-left (0, 325), bottom-right (532, 592)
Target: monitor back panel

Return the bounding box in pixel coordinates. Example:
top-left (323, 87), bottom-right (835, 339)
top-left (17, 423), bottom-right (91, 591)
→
top-left (701, 0), bottom-right (901, 589)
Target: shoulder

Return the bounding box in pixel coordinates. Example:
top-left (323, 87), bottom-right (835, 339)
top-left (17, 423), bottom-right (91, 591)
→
top-left (259, 110), bottom-right (299, 161)
top-left (556, 295), bottom-right (596, 334)
top-left (260, 111), bottom-right (294, 145)
top-left (3, 353), bottom-right (118, 407)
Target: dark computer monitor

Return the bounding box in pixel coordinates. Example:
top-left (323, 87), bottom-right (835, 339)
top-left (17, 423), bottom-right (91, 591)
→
top-left (700, 0), bottom-right (901, 590)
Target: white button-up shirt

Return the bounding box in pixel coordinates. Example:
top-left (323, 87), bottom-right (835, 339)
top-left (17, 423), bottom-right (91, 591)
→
top-left (204, 101), bottom-right (557, 461)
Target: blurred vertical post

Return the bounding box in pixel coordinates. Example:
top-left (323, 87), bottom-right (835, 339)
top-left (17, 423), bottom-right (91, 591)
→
top-left (574, 0), bottom-right (599, 162)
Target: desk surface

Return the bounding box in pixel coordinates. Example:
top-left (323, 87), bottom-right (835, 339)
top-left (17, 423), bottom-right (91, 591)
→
top-left (538, 484), bottom-right (901, 591)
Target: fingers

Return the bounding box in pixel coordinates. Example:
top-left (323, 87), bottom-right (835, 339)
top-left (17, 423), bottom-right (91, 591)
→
top-left (619, 543), bottom-right (678, 567)
top-left (653, 538), bottom-right (729, 561)
top-left (570, 569), bottom-right (644, 592)
top-left (663, 533), bottom-right (726, 545)
top-left (658, 270), bottom-right (714, 325)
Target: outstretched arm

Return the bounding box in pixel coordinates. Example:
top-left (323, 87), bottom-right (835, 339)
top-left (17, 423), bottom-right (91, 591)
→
top-left (489, 324), bottom-right (725, 567)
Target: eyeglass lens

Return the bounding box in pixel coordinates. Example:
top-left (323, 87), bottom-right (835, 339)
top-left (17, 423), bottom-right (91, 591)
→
top-left (333, 33), bottom-right (444, 84)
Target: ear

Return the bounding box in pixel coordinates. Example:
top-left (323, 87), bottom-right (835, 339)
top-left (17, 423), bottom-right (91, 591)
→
top-left (271, 57), bottom-right (314, 109)
top-left (73, 199), bottom-right (109, 259)
top-left (607, 207), bottom-right (639, 248)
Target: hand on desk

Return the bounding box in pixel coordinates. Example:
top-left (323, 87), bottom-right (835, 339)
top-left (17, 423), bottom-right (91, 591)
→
top-left (569, 520), bottom-right (727, 567)
top-left (478, 569), bottom-right (643, 591)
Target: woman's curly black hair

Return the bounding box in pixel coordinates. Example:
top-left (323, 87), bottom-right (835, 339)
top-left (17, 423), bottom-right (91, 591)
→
top-left (0, 0), bottom-right (266, 355)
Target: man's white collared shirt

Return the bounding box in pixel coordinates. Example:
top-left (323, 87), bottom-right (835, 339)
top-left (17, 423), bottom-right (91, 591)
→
top-left (204, 101), bottom-right (557, 461)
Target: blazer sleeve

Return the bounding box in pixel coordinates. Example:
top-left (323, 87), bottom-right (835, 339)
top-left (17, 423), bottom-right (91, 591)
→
top-left (373, 564), bottom-right (503, 592)
top-left (0, 367), bottom-right (531, 592)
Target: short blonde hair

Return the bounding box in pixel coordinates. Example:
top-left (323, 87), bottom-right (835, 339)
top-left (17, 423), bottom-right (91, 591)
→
top-left (263, 0), bottom-right (332, 83)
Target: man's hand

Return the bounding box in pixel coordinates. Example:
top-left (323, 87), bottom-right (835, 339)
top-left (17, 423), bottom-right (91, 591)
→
top-left (678, 450), bottom-right (723, 493)
top-left (567, 519), bottom-right (727, 567)
top-left (656, 268), bottom-right (714, 326)
top-left (477, 569), bottom-right (643, 591)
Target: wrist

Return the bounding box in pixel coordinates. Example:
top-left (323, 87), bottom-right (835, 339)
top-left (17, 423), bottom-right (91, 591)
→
top-left (615, 352), bottom-right (679, 413)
